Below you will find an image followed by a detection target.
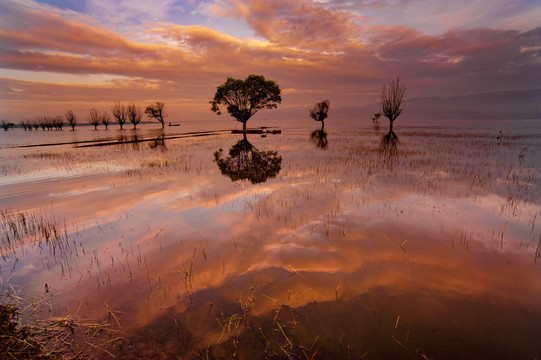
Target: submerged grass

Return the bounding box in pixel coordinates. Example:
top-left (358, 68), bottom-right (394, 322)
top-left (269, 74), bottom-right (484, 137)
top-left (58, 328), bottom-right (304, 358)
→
top-left (1, 125), bottom-right (541, 358)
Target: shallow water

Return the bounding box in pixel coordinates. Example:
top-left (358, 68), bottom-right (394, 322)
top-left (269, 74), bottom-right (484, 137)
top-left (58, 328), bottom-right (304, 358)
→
top-left (1, 119), bottom-right (541, 359)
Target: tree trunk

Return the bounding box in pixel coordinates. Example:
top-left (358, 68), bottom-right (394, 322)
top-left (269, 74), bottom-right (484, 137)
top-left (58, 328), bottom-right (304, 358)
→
top-left (243, 121), bottom-right (247, 131)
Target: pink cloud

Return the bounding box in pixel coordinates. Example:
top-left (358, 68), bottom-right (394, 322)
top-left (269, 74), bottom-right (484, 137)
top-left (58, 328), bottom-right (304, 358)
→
top-left (0, 0), bottom-right (539, 121)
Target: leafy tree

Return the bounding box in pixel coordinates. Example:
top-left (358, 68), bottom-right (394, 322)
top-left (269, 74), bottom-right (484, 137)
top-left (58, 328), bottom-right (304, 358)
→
top-left (309, 100), bottom-right (330, 129)
top-left (126, 103), bottom-right (142, 130)
top-left (111, 103), bottom-right (127, 130)
top-left (381, 77), bottom-right (406, 130)
top-left (88, 109), bottom-right (100, 130)
top-left (214, 135), bottom-right (282, 184)
top-left (145, 102), bottom-right (167, 129)
top-left (210, 74), bottom-right (281, 131)
top-left (65, 110), bottom-right (77, 130)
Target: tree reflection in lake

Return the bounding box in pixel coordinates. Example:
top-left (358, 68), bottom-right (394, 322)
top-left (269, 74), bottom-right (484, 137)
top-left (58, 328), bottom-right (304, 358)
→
top-left (214, 134), bottom-right (282, 184)
top-left (379, 129), bottom-right (399, 160)
top-left (117, 134), bottom-right (140, 149)
top-left (310, 129), bottom-right (328, 149)
top-left (148, 134), bottom-right (166, 149)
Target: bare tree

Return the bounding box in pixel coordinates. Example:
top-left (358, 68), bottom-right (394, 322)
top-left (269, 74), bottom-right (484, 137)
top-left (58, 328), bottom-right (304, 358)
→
top-left (371, 112), bottom-right (382, 122)
top-left (381, 77), bottom-right (406, 131)
top-left (100, 112), bottom-right (111, 130)
top-left (112, 103), bottom-right (127, 130)
top-left (65, 110), bottom-right (77, 130)
top-left (145, 102), bottom-right (167, 129)
top-left (309, 100), bottom-right (330, 130)
top-left (20, 119), bottom-right (32, 131)
top-left (52, 115), bottom-right (64, 130)
top-left (126, 103), bottom-right (142, 130)
top-left (1, 120), bottom-right (14, 131)
top-left (37, 116), bottom-right (47, 130)
top-left (88, 109), bottom-right (100, 130)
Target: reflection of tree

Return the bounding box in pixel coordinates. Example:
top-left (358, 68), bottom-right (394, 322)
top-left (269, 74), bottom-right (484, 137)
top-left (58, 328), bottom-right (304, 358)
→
top-left (117, 134), bottom-right (140, 149)
top-left (214, 137), bottom-right (282, 184)
top-left (310, 129), bottom-right (328, 149)
top-left (379, 129), bottom-right (399, 160)
top-left (149, 134), bottom-right (166, 149)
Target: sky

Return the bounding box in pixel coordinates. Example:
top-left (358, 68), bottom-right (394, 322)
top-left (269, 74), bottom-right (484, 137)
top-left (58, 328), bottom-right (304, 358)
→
top-left (0, 0), bottom-right (540, 121)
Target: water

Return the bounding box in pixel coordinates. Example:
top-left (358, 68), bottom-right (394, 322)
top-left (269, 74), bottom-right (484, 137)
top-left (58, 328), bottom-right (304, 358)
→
top-left (1, 118), bottom-right (540, 359)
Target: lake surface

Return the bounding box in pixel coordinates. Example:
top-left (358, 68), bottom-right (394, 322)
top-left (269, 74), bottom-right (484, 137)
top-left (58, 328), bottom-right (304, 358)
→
top-left (1, 119), bottom-right (541, 359)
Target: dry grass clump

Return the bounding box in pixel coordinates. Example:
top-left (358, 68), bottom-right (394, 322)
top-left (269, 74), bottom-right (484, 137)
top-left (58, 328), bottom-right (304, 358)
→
top-left (0, 303), bottom-right (85, 360)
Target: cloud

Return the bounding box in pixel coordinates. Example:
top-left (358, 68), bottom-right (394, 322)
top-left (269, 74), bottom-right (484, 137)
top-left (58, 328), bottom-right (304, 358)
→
top-left (1, 0), bottom-right (540, 120)
top-left (207, 0), bottom-right (368, 51)
top-left (321, 0), bottom-right (541, 34)
top-left (84, 0), bottom-right (180, 26)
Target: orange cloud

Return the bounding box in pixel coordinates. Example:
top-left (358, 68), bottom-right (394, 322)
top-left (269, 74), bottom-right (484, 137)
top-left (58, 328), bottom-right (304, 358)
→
top-left (209, 0), bottom-right (367, 51)
top-left (1, 0), bottom-right (539, 121)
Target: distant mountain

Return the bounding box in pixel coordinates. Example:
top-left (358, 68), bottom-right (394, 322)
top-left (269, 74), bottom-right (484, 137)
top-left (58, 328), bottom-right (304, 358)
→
top-left (331, 89), bottom-right (541, 121)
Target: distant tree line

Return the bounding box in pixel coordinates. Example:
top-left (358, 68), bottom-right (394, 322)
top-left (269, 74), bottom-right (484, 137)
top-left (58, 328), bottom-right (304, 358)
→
top-left (20, 115), bottom-right (65, 131)
top-left (12, 102), bottom-right (167, 131)
top-left (1, 120), bottom-right (15, 131)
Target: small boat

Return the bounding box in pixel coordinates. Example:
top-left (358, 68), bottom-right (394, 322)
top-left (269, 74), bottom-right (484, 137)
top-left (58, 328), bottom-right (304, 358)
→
top-left (168, 122), bottom-right (180, 127)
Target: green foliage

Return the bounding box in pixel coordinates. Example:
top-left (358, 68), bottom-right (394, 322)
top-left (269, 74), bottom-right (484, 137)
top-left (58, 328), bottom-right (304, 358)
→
top-left (210, 74), bottom-right (281, 130)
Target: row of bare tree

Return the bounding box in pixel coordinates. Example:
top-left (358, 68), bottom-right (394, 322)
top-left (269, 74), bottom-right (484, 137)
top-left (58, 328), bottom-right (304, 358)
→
top-left (15, 102), bottom-right (167, 131)
top-left (309, 77), bottom-right (406, 131)
top-left (20, 115), bottom-right (68, 131)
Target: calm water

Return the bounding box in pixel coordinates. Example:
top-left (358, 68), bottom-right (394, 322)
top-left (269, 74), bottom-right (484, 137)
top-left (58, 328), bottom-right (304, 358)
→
top-left (1, 119), bottom-right (541, 359)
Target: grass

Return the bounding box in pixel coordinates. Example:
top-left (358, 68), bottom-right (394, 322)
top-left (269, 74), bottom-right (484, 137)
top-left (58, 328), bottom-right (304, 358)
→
top-left (0, 303), bottom-right (79, 360)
